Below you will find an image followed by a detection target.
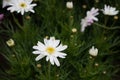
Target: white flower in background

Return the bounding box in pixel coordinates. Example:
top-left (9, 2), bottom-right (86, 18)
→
top-left (80, 7), bottom-right (99, 32)
top-left (2, 0), bottom-right (12, 8)
top-left (81, 17), bottom-right (93, 32)
top-left (86, 7), bottom-right (99, 21)
top-left (7, 0), bottom-right (37, 15)
top-left (6, 39), bottom-right (15, 47)
top-left (66, 1), bottom-right (73, 9)
top-left (33, 37), bottom-right (68, 67)
top-left (89, 46), bottom-right (98, 57)
top-left (102, 4), bottom-right (119, 16)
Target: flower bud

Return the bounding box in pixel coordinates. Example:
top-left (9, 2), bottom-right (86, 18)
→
top-left (6, 39), bottom-right (15, 47)
top-left (66, 1), bottom-right (73, 9)
top-left (36, 64), bottom-right (41, 68)
top-left (94, 63), bottom-right (99, 67)
top-left (114, 16), bottom-right (118, 20)
top-left (103, 71), bottom-right (106, 74)
top-left (72, 28), bottom-right (77, 33)
top-left (89, 46), bottom-right (98, 57)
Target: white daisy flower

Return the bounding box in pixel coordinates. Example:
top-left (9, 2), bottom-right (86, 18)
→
top-left (102, 4), bottom-right (119, 16)
top-left (89, 46), bottom-right (98, 57)
top-left (33, 37), bottom-right (68, 67)
top-left (80, 7), bottom-right (99, 32)
top-left (7, 0), bottom-right (37, 15)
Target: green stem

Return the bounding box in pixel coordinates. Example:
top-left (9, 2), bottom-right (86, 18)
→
top-left (94, 23), bottom-right (120, 30)
top-left (12, 47), bottom-right (19, 61)
top-left (12, 14), bottom-right (23, 30)
top-left (48, 62), bottom-right (51, 80)
top-left (110, 20), bottom-right (116, 27)
top-left (104, 16), bottom-right (109, 26)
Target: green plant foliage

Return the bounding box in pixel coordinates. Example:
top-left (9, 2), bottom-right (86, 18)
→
top-left (0, 0), bottom-right (120, 80)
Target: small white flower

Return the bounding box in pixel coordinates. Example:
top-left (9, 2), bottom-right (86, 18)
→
top-left (7, 0), bottom-right (37, 15)
top-left (33, 37), bottom-right (68, 67)
top-left (66, 1), bottom-right (73, 9)
top-left (6, 39), bottom-right (15, 47)
top-left (89, 46), bottom-right (98, 57)
top-left (102, 4), bottom-right (119, 16)
top-left (80, 7), bottom-right (99, 32)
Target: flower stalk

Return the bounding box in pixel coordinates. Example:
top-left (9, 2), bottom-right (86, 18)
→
top-left (12, 14), bottom-right (24, 31)
top-left (94, 22), bottom-right (120, 30)
top-left (48, 62), bottom-right (51, 80)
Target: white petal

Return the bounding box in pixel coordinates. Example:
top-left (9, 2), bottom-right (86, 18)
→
top-left (49, 56), bottom-right (54, 65)
top-left (81, 18), bottom-right (87, 32)
top-left (33, 46), bottom-right (38, 49)
top-left (56, 44), bottom-right (68, 51)
top-left (53, 57), bottom-right (60, 66)
top-left (21, 9), bottom-right (24, 15)
top-left (30, 10), bottom-right (35, 13)
top-left (2, 0), bottom-right (8, 8)
top-left (35, 54), bottom-right (45, 61)
top-left (55, 52), bottom-right (67, 58)
top-left (44, 38), bottom-right (48, 46)
top-left (27, 0), bottom-right (32, 4)
top-left (30, 4), bottom-right (37, 7)
top-left (48, 37), bottom-right (55, 46)
top-left (53, 40), bottom-right (60, 47)
top-left (37, 41), bottom-right (46, 48)
top-left (32, 51), bottom-right (41, 54)
top-left (46, 56), bottom-right (50, 61)
top-left (33, 42), bottom-right (46, 51)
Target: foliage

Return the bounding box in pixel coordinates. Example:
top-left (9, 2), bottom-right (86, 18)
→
top-left (0, 0), bottom-right (120, 80)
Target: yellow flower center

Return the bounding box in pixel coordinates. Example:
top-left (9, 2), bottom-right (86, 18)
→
top-left (46, 47), bottom-right (55, 54)
top-left (19, 2), bottom-right (27, 8)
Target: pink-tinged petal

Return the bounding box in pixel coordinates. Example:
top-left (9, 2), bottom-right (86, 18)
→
top-left (0, 14), bottom-right (4, 21)
top-left (92, 17), bottom-right (98, 21)
top-left (35, 54), bottom-right (45, 61)
top-left (53, 57), bottom-right (60, 66)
